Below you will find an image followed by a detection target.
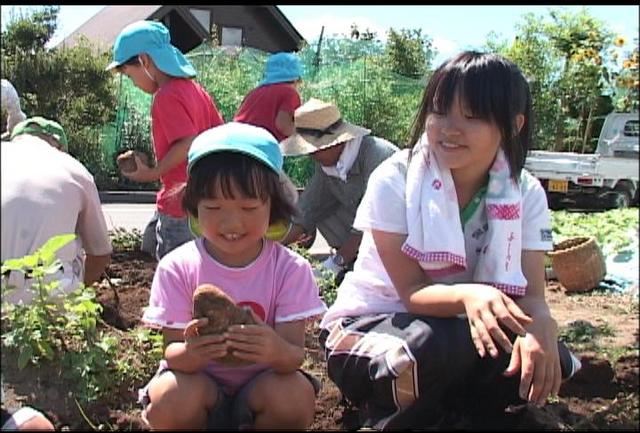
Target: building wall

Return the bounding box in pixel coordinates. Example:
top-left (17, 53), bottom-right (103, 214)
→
top-left (163, 9), bottom-right (205, 53)
top-left (185, 5), bottom-right (299, 53)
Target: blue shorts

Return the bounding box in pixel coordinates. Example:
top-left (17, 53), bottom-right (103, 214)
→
top-left (155, 213), bottom-right (194, 260)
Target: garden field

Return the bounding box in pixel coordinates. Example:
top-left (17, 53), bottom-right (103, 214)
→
top-left (1, 209), bottom-right (638, 430)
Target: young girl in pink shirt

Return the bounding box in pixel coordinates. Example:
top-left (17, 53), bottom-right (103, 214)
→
top-left (139, 122), bottom-right (326, 430)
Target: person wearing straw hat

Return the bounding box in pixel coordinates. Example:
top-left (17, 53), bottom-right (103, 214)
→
top-left (233, 52), bottom-right (303, 142)
top-left (280, 99), bottom-right (399, 279)
top-left (1, 117), bottom-right (112, 305)
top-left (106, 20), bottom-right (224, 260)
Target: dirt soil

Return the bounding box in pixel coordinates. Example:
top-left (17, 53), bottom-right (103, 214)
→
top-left (2, 249), bottom-right (638, 430)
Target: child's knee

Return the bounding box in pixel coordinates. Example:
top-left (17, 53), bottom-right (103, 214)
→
top-left (146, 371), bottom-right (218, 423)
top-left (250, 372), bottom-right (316, 424)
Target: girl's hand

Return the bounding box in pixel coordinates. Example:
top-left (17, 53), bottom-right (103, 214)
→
top-left (183, 318), bottom-right (230, 363)
top-left (461, 284), bottom-right (532, 358)
top-left (224, 310), bottom-right (287, 365)
top-left (503, 315), bottom-right (562, 406)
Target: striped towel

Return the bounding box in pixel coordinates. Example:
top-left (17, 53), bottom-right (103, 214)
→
top-left (401, 135), bottom-right (527, 296)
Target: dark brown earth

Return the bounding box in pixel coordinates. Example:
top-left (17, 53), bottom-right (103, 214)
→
top-left (2, 249), bottom-right (638, 430)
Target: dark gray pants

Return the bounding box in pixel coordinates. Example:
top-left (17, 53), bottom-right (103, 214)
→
top-left (320, 313), bottom-right (577, 430)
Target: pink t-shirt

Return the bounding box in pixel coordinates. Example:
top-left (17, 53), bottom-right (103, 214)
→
top-left (141, 238), bottom-right (327, 393)
top-left (233, 82), bottom-right (301, 142)
top-left (151, 78), bottom-right (224, 217)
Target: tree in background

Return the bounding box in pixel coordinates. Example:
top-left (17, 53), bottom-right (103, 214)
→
top-left (2, 6), bottom-right (59, 54)
top-left (1, 6), bottom-right (117, 187)
top-left (486, 7), bottom-right (626, 153)
top-left (384, 28), bottom-right (435, 79)
top-left (609, 36), bottom-right (639, 112)
top-left (545, 8), bottom-right (614, 153)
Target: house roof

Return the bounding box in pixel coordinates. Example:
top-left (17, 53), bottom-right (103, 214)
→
top-left (56, 5), bottom-right (304, 52)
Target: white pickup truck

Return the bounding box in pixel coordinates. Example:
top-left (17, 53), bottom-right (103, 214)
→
top-left (525, 113), bottom-right (639, 210)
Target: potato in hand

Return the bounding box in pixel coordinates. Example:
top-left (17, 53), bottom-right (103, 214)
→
top-left (116, 150), bottom-right (149, 173)
top-left (192, 283), bottom-right (257, 366)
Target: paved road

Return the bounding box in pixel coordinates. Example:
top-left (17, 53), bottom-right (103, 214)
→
top-left (101, 203), bottom-right (331, 258)
top-left (102, 203), bottom-right (155, 232)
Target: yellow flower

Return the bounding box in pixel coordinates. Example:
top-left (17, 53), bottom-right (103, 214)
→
top-left (614, 36), bottom-right (626, 47)
top-left (586, 48), bottom-right (598, 59)
top-left (623, 59), bottom-right (633, 69)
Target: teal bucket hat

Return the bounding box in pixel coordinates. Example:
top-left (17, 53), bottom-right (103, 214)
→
top-left (259, 52), bottom-right (303, 86)
top-left (10, 116), bottom-right (68, 150)
top-left (187, 122), bottom-right (286, 238)
top-left (106, 20), bottom-right (196, 78)
top-left (188, 122), bottom-right (283, 174)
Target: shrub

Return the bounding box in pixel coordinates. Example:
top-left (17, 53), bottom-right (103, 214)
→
top-left (1, 36), bottom-right (117, 184)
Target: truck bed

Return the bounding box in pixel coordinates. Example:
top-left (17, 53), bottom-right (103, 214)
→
top-left (525, 150), bottom-right (638, 181)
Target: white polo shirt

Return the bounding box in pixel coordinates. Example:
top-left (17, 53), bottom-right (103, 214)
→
top-left (321, 149), bottom-right (554, 328)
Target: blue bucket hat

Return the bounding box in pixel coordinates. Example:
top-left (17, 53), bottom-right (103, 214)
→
top-left (188, 122), bottom-right (283, 174)
top-left (187, 122), bottom-right (290, 238)
top-left (106, 20), bottom-right (196, 78)
top-left (259, 52), bottom-right (303, 86)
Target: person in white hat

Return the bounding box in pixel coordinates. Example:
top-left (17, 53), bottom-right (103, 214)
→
top-left (1, 79), bottom-right (27, 140)
top-left (280, 99), bottom-right (399, 280)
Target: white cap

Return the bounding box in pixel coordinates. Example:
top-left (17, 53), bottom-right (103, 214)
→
top-left (1, 79), bottom-right (27, 134)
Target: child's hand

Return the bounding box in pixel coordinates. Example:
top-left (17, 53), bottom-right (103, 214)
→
top-left (460, 284), bottom-right (532, 358)
top-left (183, 318), bottom-right (230, 363)
top-left (503, 315), bottom-right (562, 407)
top-left (121, 154), bottom-right (156, 183)
top-left (224, 309), bottom-right (286, 365)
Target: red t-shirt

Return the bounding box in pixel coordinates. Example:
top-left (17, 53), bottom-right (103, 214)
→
top-left (151, 78), bottom-right (224, 218)
top-left (233, 82), bottom-right (301, 142)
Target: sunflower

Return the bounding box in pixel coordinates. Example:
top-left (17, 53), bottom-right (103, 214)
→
top-left (614, 36), bottom-right (626, 47)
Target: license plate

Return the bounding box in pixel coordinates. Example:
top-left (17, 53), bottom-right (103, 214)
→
top-left (548, 179), bottom-right (568, 193)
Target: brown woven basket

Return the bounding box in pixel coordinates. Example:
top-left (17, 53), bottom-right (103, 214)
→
top-left (547, 236), bottom-right (606, 292)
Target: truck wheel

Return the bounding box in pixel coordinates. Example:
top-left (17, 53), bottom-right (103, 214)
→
top-left (608, 188), bottom-right (632, 209)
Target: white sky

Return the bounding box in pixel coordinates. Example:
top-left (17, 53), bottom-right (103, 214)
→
top-left (1, 5), bottom-right (638, 65)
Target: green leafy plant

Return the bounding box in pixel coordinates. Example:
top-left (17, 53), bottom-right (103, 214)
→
top-left (1, 233), bottom-right (163, 404)
top-left (2, 234), bottom-right (76, 368)
top-left (551, 208), bottom-right (638, 255)
top-left (109, 227), bottom-right (143, 252)
top-left (559, 319), bottom-right (616, 354)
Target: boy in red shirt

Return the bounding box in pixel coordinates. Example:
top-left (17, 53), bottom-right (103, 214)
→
top-left (107, 20), bottom-right (224, 259)
top-left (234, 52), bottom-right (302, 142)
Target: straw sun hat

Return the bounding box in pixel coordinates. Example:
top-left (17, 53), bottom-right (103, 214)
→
top-left (280, 98), bottom-right (370, 156)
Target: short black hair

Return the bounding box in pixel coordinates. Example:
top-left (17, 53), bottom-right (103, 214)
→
top-left (114, 55), bottom-right (141, 72)
top-left (409, 51), bottom-right (533, 181)
top-left (182, 152), bottom-right (297, 224)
